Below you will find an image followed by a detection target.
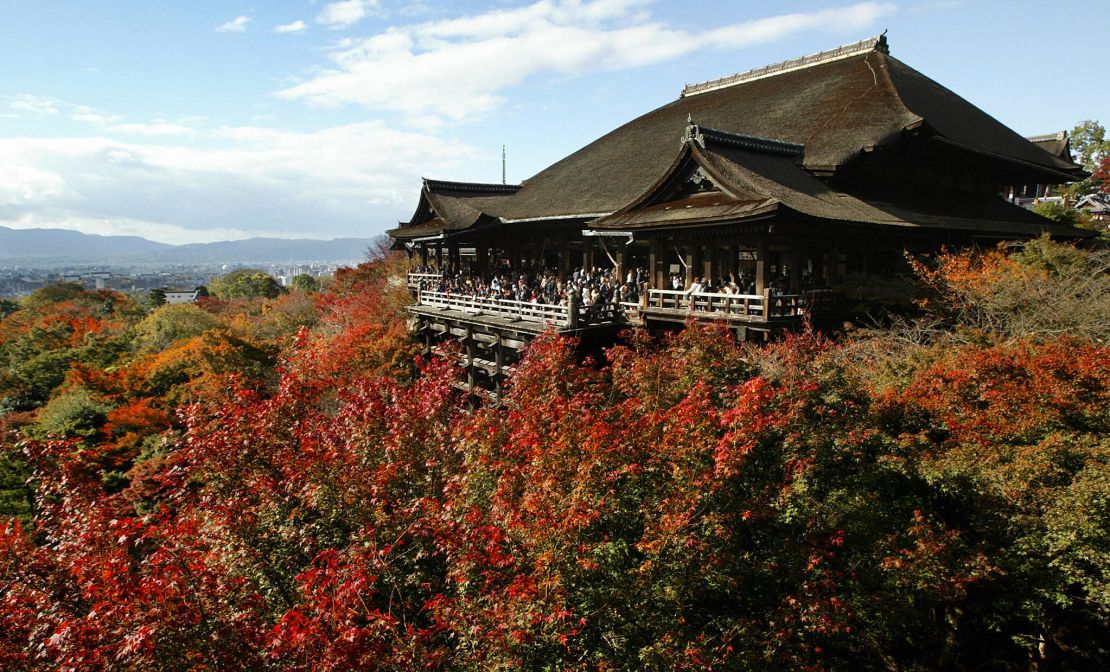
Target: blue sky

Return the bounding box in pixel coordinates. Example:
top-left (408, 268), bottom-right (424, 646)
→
top-left (1, 1), bottom-right (1106, 244)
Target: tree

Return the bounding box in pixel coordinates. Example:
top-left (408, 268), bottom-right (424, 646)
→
top-left (1032, 200), bottom-right (1084, 226)
top-left (208, 269), bottom-right (283, 300)
top-left (2, 246), bottom-right (1108, 670)
top-left (29, 389), bottom-right (113, 440)
top-left (290, 274), bottom-right (319, 293)
top-left (0, 300), bottom-right (17, 320)
top-left (1093, 155), bottom-right (1110, 195)
top-left (1066, 120), bottom-right (1110, 198)
top-left (134, 304), bottom-right (221, 353)
top-left (148, 288), bottom-right (166, 307)
top-left (1071, 120), bottom-right (1109, 173)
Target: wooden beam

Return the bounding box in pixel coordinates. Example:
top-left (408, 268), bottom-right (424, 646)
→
top-left (755, 238), bottom-right (769, 293)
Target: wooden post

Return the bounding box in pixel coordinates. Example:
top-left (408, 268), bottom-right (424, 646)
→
top-left (435, 242), bottom-right (444, 269)
top-left (824, 242), bottom-right (839, 286)
top-left (558, 236), bottom-right (570, 281)
top-left (510, 245), bottom-right (522, 273)
top-left (762, 287), bottom-right (772, 320)
top-left (649, 237), bottom-right (663, 290)
top-left (477, 246), bottom-right (489, 277)
top-left (755, 239), bottom-right (769, 293)
top-left (448, 242), bottom-right (461, 273)
top-left (567, 291), bottom-right (579, 328)
top-left (683, 246), bottom-right (696, 288)
top-left (704, 245), bottom-right (717, 285)
top-left (419, 244), bottom-right (428, 267)
top-left (615, 245), bottom-right (626, 284)
top-left (788, 249), bottom-right (803, 293)
top-left (459, 326), bottom-right (475, 396)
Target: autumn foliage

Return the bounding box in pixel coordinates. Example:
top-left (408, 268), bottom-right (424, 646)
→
top-left (1, 241), bottom-right (1109, 670)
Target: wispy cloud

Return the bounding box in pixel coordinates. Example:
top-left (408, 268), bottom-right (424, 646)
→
top-left (216, 16), bottom-right (251, 33)
top-left (279, 0), bottom-right (896, 125)
top-left (6, 94), bottom-right (63, 117)
top-left (0, 122), bottom-right (477, 243)
top-left (109, 121), bottom-right (196, 137)
top-left (316, 1), bottom-right (380, 29)
top-left (70, 105), bottom-right (122, 126)
top-left (274, 19), bottom-right (308, 34)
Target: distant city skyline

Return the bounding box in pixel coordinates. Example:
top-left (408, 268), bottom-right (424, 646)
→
top-left (2, 1), bottom-right (1106, 244)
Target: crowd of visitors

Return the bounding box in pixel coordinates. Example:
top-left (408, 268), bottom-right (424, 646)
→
top-left (408, 263), bottom-right (814, 320)
top-left (409, 263), bottom-right (646, 314)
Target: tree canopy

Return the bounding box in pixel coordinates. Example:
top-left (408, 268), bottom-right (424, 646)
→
top-left (0, 242), bottom-right (1108, 669)
top-left (208, 269), bottom-right (284, 300)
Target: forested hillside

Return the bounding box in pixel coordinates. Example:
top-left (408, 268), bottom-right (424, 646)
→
top-left (1, 240), bottom-right (1107, 670)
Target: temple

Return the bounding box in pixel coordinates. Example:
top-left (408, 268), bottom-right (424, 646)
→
top-left (387, 34), bottom-right (1090, 398)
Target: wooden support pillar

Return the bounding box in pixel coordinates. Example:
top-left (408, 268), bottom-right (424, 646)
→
top-left (755, 238), bottom-right (769, 293)
top-left (615, 244), bottom-right (627, 283)
top-left (704, 245), bottom-right (717, 286)
top-left (788, 248), bottom-right (803, 293)
top-left (726, 245), bottom-right (739, 282)
top-left (581, 239), bottom-right (594, 273)
top-left (690, 246), bottom-right (703, 286)
top-left (495, 333), bottom-right (505, 401)
top-left (510, 245), bottom-right (522, 273)
top-left (448, 242), bottom-right (461, 273)
top-left (683, 246), bottom-right (696, 288)
top-left (419, 244), bottom-right (428, 267)
top-left (558, 237), bottom-right (570, 281)
top-left (824, 243), bottom-right (839, 286)
top-left (435, 243), bottom-right (444, 269)
top-left (477, 246), bottom-right (489, 277)
top-left (465, 326), bottom-right (476, 395)
top-left (649, 237), bottom-right (663, 289)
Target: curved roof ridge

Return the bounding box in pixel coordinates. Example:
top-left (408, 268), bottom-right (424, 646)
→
top-left (681, 33), bottom-right (889, 97)
top-left (1026, 131), bottom-right (1067, 143)
top-left (422, 178), bottom-right (521, 194)
top-left (686, 123), bottom-right (804, 156)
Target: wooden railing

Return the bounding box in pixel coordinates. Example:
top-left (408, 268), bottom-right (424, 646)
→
top-left (407, 272), bottom-right (442, 288)
top-left (414, 284), bottom-right (838, 327)
top-left (644, 288), bottom-right (840, 321)
top-left (416, 289), bottom-right (628, 328)
top-left (418, 290), bottom-right (570, 326)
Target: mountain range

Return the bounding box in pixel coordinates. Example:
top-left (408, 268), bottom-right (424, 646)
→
top-left (0, 226), bottom-right (376, 265)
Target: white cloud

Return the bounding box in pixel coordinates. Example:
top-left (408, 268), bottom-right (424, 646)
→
top-left (274, 19), bottom-right (308, 34)
top-left (0, 122), bottom-right (477, 243)
top-left (109, 121), bottom-right (195, 137)
top-left (6, 96), bottom-right (124, 125)
top-left (278, 0), bottom-right (896, 125)
top-left (70, 105), bottom-right (122, 126)
top-left (6, 94), bottom-right (63, 117)
top-left (216, 16), bottom-right (251, 33)
top-left (316, 1), bottom-right (380, 29)
top-left (2, 213), bottom-right (258, 246)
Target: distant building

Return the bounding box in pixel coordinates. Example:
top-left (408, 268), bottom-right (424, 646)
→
top-left (1007, 131), bottom-right (1076, 208)
top-left (1076, 193), bottom-right (1110, 225)
top-left (164, 289), bottom-right (201, 304)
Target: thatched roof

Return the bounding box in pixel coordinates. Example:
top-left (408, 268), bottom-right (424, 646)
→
top-left (593, 125), bottom-right (1078, 237)
top-left (389, 34), bottom-right (1088, 239)
top-left (387, 180), bottom-right (519, 239)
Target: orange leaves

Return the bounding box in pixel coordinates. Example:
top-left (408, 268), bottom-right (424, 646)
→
top-left (898, 338), bottom-right (1109, 449)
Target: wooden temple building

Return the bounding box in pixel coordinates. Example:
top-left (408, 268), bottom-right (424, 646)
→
top-left (387, 34), bottom-right (1090, 398)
